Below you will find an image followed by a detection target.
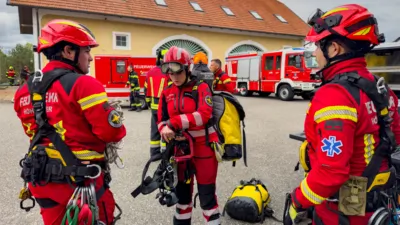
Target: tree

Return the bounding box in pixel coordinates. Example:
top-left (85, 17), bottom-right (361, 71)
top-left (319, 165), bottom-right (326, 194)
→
top-left (0, 43), bottom-right (34, 85)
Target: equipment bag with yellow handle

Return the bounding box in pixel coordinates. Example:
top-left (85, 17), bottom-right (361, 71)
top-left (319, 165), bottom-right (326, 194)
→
top-left (222, 178), bottom-right (282, 223)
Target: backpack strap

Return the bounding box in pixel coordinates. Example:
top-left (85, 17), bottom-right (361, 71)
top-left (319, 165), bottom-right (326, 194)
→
top-left (191, 80), bottom-right (211, 146)
top-left (329, 72), bottom-right (397, 187)
top-left (27, 68), bottom-right (84, 183)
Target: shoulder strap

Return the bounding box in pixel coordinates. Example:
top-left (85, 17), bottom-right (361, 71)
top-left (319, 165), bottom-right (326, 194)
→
top-left (27, 68), bottom-right (81, 170)
top-left (329, 72), bottom-right (396, 187)
top-left (191, 80), bottom-right (203, 110)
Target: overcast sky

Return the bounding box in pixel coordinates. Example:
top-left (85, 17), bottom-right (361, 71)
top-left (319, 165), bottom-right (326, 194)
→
top-left (0, 0), bottom-right (399, 53)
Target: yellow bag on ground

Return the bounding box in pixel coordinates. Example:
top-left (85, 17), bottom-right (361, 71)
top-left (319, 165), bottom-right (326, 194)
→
top-left (222, 179), bottom-right (281, 223)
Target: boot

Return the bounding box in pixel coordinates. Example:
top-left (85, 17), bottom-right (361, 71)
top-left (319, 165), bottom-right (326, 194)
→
top-left (128, 107), bottom-right (137, 111)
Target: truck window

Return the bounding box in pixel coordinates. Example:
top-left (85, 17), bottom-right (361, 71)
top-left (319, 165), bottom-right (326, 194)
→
top-left (116, 61), bottom-right (126, 74)
top-left (265, 56), bottom-right (274, 70)
top-left (276, 56), bottom-right (281, 70)
top-left (288, 55), bottom-right (301, 69)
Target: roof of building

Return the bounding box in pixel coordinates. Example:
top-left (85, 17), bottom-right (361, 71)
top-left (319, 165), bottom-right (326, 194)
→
top-left (8, 0), bottom-right (311, 38)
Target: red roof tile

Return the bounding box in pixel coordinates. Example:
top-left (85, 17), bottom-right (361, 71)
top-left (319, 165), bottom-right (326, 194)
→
top-left (8, 0), bottom-right (310, 37)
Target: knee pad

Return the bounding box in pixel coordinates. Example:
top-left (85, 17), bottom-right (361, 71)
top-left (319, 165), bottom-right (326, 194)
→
top-left (197, 183), bottom-right (217, 210)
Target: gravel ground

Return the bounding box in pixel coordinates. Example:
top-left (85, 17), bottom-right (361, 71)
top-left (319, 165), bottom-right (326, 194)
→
top-left (0, 94), bottom-right (309, 225)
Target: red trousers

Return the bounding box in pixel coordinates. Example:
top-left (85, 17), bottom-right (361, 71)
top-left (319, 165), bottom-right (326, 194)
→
top-left (313, 201), bottom-right (373, 225)
top-left (29, 174), bottom-right (116, 225)
top-left (174, 144), bottom-right (220, 225)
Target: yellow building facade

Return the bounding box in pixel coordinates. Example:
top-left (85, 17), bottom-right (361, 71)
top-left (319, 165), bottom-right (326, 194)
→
top-left (33, 8), bottom-right (304, 76)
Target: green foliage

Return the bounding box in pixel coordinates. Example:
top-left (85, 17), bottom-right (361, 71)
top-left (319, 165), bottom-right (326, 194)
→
top-left (0, 43), bottom-right (34, 85)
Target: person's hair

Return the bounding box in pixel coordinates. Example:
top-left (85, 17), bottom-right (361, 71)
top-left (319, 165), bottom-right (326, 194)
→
top-left (322, 34), bottom-right (372, 55)
top-left (211, 59), bottom-right (222, 68)
top-left (42, 41), bottom-right (79, 60)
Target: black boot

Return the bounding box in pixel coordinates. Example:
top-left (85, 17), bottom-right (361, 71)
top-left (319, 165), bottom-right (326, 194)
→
top-left (173, 216), bottom-right (191, 225)
top-left (128, 107), bottom-right (137, 111)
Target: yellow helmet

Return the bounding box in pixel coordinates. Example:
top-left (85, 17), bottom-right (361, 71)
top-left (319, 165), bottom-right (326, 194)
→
top-left (193, 52), bottom-right (208, 64)
top-left (9, 66), bottom-right (13, 70)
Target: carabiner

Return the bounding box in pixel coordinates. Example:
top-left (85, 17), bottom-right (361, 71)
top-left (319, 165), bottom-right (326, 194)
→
top-left (376, 77), bottom-right (387, 94)
top-left (67, 187), bottom-right (81, 207)
top-left (20, 196), bottom-right (35, 212)
top-left (85, 164), bottom-right (102, 179)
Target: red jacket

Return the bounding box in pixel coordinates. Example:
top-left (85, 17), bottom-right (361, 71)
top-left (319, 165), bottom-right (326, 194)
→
top-left (157, 80), bottom-right (218, 146)
top-left (213, 69), bottom-right (235, 93)
top-left (293, 58), bottom-right (400, 218)
top-left (144, 66), bottom-right (170, 110)
top-left (14, 61), bottom-right (126, 161)
top-left (6, 69), bottom-right (15, 78)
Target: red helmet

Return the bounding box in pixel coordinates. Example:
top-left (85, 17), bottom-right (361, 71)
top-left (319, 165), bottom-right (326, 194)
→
top-left (161, 46), bottom-right (192, 74)
top-left (37, 19), bottom-right (99, 53)
top-left (306, 4), bottom-right (384, 45)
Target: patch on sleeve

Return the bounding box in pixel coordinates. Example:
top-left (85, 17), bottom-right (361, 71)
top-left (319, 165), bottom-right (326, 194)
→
top-left (205, 95), bottom-right (213, 107)
top-left (324, 120), bottom-right (343, 131)
top-left (321, 136), bottom-right (343, 157)
top-left (102, 102), bottom-right (111, 111)
top-left (108, 110), bottom-right (122, 128)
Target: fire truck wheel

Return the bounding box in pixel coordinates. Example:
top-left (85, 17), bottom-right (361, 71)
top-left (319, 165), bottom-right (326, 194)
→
top-left (277, 84), bottom-right (294, 101)
top-left (238, 84), bottom-right (252, 96)
top-left (137, 96), bottom-right (148, 110)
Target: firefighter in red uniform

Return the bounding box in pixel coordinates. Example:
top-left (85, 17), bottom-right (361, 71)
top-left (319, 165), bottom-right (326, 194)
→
top-left (144, 48), bottom-right (171, 160)
top-left (6, 66), bottom-right (16, 86)
top-left (209, 58), bottom-right (235, 93)
top-left (14, 19), bottom-right (126, 225)
top-left (285, 4), bottom-right (400, 225)
top-left (158, 46), bottom-right (220, 225)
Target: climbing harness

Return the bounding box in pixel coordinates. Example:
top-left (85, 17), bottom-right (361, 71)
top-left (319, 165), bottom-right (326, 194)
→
top-left (17, 69), bottom-right (120, 220)
top-left (131, 131), bottom-right (194, 207)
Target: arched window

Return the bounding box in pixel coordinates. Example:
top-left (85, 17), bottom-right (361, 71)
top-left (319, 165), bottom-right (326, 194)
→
top-left (159, 39), bottom-right (208, 56)
top-left (229, 44), bottom-right (263, 55)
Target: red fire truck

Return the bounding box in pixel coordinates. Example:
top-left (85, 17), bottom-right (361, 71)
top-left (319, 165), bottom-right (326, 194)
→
top-left (225, 47), bottom-right (321, 101)
top-left (94, 55), bottom-right (157, 108)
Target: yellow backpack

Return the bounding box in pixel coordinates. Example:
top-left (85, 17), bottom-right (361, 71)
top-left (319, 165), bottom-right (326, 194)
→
top-left (222, 179), bottom-right (281, 223)
top-left (192, 81), bottom-right (247, 167)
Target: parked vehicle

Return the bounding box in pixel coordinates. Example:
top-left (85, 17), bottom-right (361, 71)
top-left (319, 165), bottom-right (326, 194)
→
top-left (366, 41), bottom-right (400, 98)
top-left (225, 47), bottom-right (321, 101)
top-left (94, 55), bottom-right (157, 108)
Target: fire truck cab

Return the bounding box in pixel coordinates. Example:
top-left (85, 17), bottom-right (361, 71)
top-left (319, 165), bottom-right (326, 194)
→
top-left (94, 55), bottom-right (157, 108)
top-left (226, 47), bottom-right (321, 101)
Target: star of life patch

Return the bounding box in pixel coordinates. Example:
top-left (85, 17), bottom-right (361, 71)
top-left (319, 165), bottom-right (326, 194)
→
top-left (321, 136), bottom-right (343, 157)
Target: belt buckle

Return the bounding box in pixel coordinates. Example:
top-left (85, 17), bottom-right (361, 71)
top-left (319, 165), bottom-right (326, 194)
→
top-left (85, 164), bottom-right (102, 179)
